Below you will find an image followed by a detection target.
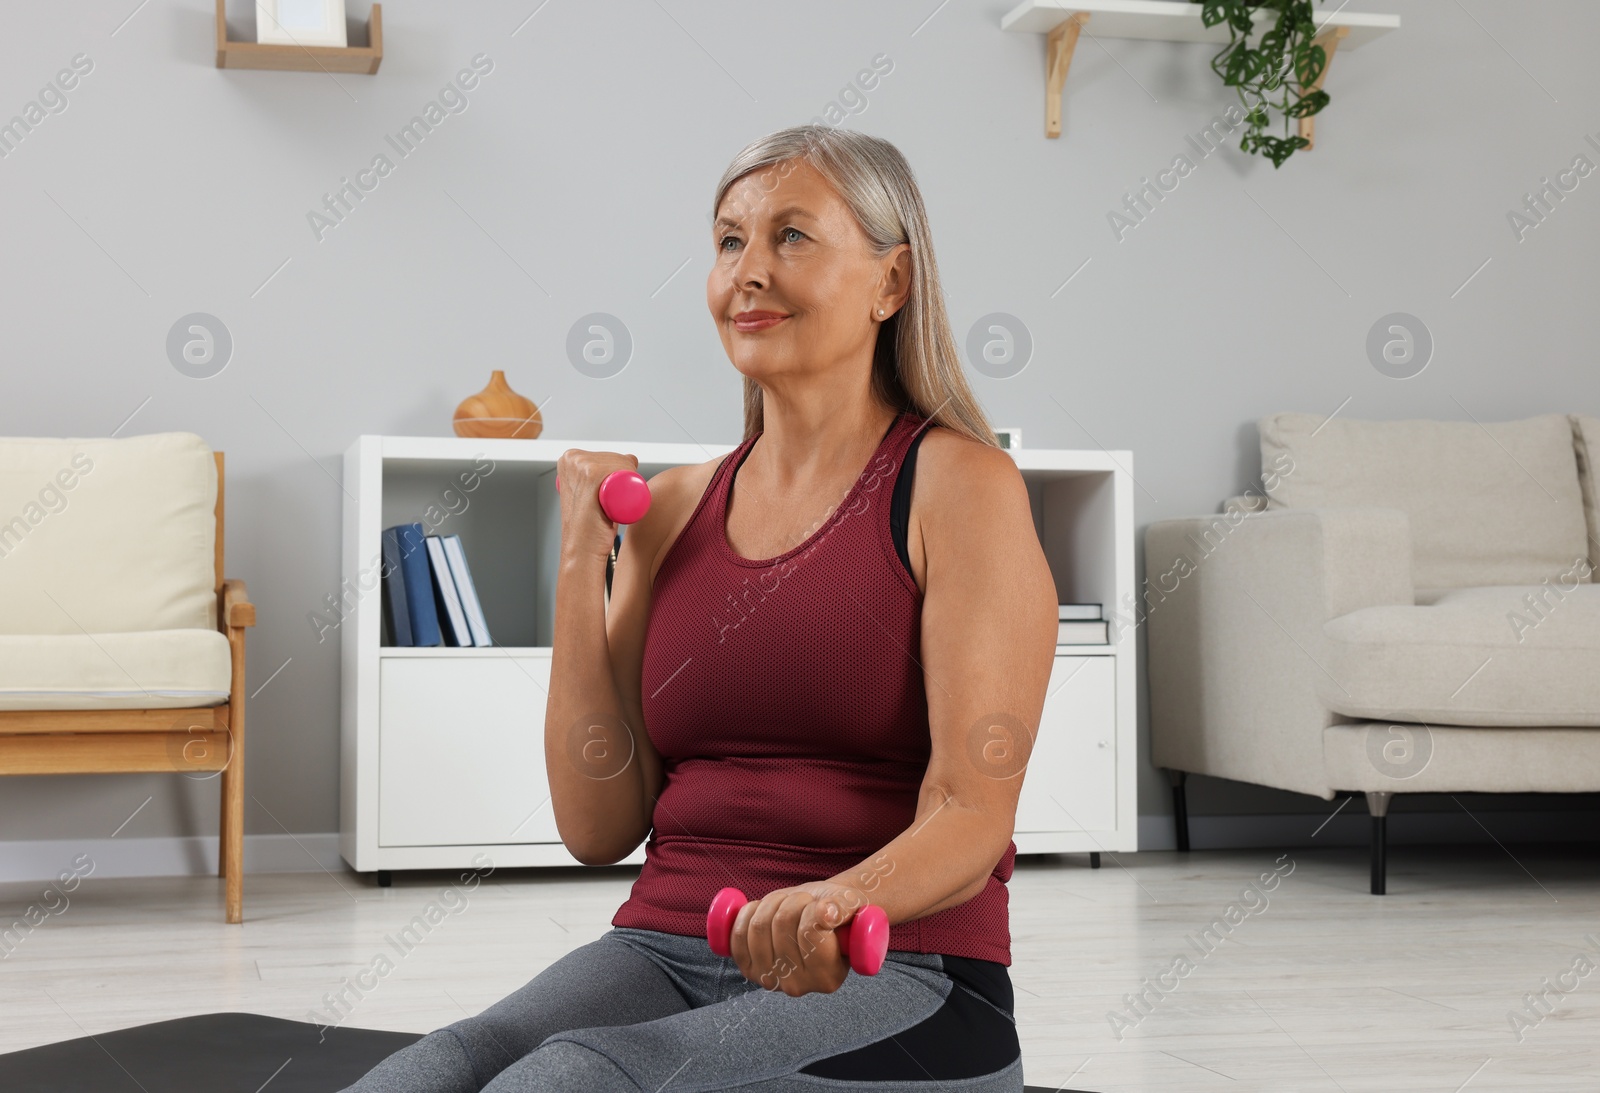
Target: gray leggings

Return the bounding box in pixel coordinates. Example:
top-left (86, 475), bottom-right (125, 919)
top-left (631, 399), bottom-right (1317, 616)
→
top-left (337, 926), bottom-right (1023, 1092)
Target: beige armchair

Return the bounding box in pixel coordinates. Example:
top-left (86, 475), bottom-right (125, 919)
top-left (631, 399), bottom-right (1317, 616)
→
top-left (0, 433), bottom-right (255, 922)
top-left (1145, 412), bottom-right (1600, 893)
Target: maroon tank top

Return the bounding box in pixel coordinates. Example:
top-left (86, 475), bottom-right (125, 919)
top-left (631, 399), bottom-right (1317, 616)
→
top-left (611, 409), bottom-right (1015, 964)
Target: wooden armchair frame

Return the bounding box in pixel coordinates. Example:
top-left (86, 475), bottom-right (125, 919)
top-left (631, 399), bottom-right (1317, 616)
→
top-left (0, 452), bottom-right (256, 923)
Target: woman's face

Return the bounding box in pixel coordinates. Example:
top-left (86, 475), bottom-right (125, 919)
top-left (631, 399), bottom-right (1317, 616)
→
top-left (708, 157), bottom-right (908, 392)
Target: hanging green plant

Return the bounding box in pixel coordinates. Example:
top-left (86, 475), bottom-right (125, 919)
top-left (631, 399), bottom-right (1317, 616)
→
top-left (1193, 0), bottom-right (1332, 168)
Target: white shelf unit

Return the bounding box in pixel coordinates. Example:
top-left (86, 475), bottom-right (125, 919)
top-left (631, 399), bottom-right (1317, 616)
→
top-left (339, 435), bottom-right (1138, 878)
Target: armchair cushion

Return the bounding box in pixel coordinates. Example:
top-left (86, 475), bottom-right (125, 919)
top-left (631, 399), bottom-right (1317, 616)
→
top-left (1319, 583), bottom-right (1600, 727)
top-left (0, 433), bottom-right (218, 635)
top-left (0, 629), bottom-right (232, 710)
top-left (1259, 412), bottom-right (1590, 591)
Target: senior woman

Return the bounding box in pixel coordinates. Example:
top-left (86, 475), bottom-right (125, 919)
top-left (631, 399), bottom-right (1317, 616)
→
top-left (341, 124), bottom-right (1057, 1092)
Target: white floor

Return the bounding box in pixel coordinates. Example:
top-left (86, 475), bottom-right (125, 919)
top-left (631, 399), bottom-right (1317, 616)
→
top-left (2, 844), bottom-right (1597, 1092)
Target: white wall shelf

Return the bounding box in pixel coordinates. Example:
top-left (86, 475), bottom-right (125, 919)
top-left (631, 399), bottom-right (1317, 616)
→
top-left (340, 434), bottom-right (1138, 881)
top-left (1001, 0), bottom-right (1399, 140)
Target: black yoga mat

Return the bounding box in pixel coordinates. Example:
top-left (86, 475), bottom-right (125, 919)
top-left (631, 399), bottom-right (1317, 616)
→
top-left (0, 1011), bottom-right (1085, 1091)
top-left (0, 1012), bottom-right (421, 1092)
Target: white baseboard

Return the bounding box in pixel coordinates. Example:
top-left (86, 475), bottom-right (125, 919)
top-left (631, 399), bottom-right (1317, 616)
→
top-left (0, 833), bottom-right (344, 885)
top-left (1137, 806), bottom-right (1600, 852)
top-left (2, 808), bottom-right (1594, 885)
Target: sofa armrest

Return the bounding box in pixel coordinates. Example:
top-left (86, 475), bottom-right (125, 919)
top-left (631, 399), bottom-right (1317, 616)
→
top-left (220, 578), bottom-right (256, 630)
top-left (1142, 506), bottom-right (1412, 799)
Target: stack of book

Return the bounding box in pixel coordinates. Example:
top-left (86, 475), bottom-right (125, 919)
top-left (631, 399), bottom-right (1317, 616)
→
top-left (380, 523), bottom-right (493, 647)
top-left (1058, 603), bottom-right (1107, 645)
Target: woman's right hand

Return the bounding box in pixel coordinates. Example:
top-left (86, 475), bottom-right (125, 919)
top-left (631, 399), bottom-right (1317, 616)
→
top-left (557, 449), bottom-right (639, 561)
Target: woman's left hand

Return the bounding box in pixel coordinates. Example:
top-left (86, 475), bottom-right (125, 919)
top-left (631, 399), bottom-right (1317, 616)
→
top-left (727, 881), bottom-right (873, 996)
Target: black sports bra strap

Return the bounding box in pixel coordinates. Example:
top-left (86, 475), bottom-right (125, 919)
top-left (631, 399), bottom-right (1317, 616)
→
top-left (889, 423), bottom-right (928, 581)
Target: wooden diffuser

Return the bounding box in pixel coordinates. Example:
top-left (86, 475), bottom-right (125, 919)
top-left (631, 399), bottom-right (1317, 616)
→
top-left (453, 371), bottom-right (543, 439)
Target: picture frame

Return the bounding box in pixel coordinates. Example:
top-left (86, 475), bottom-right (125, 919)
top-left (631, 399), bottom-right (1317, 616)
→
top-left (255, 0), bottom-right (347, 48)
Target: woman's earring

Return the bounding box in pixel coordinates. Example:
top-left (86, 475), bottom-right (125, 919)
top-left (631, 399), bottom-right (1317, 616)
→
top-left (877, 308), bottom-right (885, 317)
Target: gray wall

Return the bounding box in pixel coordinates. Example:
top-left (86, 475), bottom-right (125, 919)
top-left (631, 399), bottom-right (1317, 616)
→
top-left (2, 0), bottom-right (1596, 863)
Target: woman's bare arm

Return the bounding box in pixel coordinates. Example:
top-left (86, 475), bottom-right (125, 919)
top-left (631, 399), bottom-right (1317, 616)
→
top-left (830, 435), bottom-right (1057, 914)
top-left (544, 453), bottom-right (690, 865)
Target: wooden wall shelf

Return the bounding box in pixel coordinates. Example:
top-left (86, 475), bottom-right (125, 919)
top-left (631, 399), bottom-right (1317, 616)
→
top-left (1001, 0), bottom-right (1398, 141)
top-left (215, 1), bottom-right (383, 74)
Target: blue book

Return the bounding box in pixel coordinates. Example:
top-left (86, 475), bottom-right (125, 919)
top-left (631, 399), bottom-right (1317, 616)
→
top-left (380, 526), bottom-right (414, 646)
top-left (393, 522), bottom-right (441, 647)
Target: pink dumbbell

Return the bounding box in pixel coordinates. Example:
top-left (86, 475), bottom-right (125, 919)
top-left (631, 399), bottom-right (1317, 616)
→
top-left (705, 886), bottom-right (890, 977)
top-left (555, 468), bottom-right (652, 525)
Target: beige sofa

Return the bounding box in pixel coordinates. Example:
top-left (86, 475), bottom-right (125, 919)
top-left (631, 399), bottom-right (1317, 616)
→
top-left (1145, 412), bottom-right (1600, 893)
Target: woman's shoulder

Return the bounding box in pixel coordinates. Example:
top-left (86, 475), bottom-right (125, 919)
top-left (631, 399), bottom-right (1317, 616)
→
top-left (912, 422), bottom-right (1021, 499)
top-left (645, 441), bottom-right (747, 515)
top-left (903, 422), bottom-right (1029, 582)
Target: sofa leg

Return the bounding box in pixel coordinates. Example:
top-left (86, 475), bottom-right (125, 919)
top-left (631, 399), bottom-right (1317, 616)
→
top-left (1167, 769), bottom-right (1191, 852)
top-left (1366, 791), bottom-right (1392, 895)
